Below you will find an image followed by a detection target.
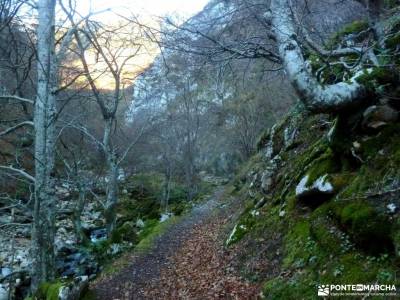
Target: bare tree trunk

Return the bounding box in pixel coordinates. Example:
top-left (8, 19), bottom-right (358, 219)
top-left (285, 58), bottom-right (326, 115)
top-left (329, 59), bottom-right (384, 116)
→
top-left (31, 0), bottom-right (57, 292)
top-left (103, 118), bottom-right (118, 237)
top-left (73, 183), bottom-right (88, 244)
top-left (270, 0), bottom-right (368, 113)
top-left (163, 162), bottom-right (171, 212)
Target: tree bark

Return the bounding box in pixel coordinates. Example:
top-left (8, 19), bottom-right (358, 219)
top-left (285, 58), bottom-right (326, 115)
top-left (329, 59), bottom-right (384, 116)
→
top-left (73, 183), bottom-right (88, 245)
top-left (103, 118), bottom-right (119, 237)
top-left (31, 0), bottom-right (57, 292)
top-left (270, 0), bottom-right (368, 113)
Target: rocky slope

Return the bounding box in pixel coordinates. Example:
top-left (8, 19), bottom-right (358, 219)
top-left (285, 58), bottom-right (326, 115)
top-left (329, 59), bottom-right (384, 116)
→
top-left (223, 94), bottom-right (400, 297)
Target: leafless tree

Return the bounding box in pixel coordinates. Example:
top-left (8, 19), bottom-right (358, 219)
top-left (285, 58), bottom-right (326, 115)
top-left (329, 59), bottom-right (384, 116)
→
top-left (60, 2), bottom-right (149, 236)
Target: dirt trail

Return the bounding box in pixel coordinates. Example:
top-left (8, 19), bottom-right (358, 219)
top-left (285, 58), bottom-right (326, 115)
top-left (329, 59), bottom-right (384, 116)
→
top-left (91, 188), bottom-right (260, 300)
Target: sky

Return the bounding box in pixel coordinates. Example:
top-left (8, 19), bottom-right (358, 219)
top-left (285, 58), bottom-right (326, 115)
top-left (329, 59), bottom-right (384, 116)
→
top-left (75, 0), bottom-right (210, 22)
top-left (65, 0), bottom-right (210, 90)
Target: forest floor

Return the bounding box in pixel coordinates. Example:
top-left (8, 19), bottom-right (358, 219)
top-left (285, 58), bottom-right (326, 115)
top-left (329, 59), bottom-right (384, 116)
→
top-left (90, 187), bottom-right (261, 300)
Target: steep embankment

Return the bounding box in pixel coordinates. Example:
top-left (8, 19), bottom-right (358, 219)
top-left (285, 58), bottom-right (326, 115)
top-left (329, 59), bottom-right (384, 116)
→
top-left (223, 99), bottom-right (400, 298)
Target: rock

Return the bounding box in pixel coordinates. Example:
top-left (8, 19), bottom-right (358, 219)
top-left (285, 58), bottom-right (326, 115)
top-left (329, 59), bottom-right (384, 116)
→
top-left (90, 228), bottom-right (107, 243)
top-left (352, 141), bottom-right (361, 149)
top-left (1, 268), bottom-right (11, 278)
top-left (362, 105), bottom-right (399, 129)
top-left (248, 172), bottom-right (258, 189)
top-left (279, 210), bottom-right (286, 217)
top-left (387, 203), bottom-right (397, 214)
top-left (284, 125), bottom-right (298, 149)
top-left (136, 219), bottom-right (145, 228)
top-left (15, 249), bottom-right (30, 269)
top-left (57, 247), bottom-right (99, 278)
top-left (260, 170), bottom-right (273, 192)
top-left (255, 197), bottom-right (267, 209)
top-left (0, 284), bottom-right (8, 300)
top-left (260, 156), bottom-right (281, 193)
top-left (160, 213), bottom-right (172, 222)
top-left (58, 276), bottom-right (89, 300)
top-left (109, 244), bottom-right (121, 256)
top-left (296, 174), bottom-right (335, 202)
top-left (265, 124), bottom-right (277, 159)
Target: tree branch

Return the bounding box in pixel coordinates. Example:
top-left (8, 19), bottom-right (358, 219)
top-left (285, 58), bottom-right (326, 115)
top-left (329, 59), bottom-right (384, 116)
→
top-left (0, 121), bottom-right (34, 137)
top-left (0, 166), bottom-right (35, 182)
top-left (0, 95), bottom-right (34, 104)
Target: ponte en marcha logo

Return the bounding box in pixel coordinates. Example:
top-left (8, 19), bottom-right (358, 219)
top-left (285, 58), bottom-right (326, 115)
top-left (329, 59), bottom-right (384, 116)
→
top-left (317, 284), bottom-right (397, 297)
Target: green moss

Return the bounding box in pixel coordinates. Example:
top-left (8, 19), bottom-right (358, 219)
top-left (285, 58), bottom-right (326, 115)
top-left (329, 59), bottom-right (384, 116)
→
top-left (262, 276), bottom-right (315, 300)
top-left (36, 281), bottom-right (63, 300)
top-left (340, 20), bottom-right (369, 36)
top-left (310, 212), bottom-right (342, 254)
top-left (136, 217), bottom-right (179, 253)
top-left (225, 211), bottom-right (257, 246)
top-left (356, 67), bottom-right (399, 91)
top-left (385, 33), bottom-right (400, 49)
top-left (305, 148), bottom-right (338, 185)
top-left (332, 201), bottom-right (393, 254)
top-left (329, 20), bottom-right (369, 47)
top-left (224, 100), bottom-right (400, 297)
top-left (283, 221), bottom-right (313, 268)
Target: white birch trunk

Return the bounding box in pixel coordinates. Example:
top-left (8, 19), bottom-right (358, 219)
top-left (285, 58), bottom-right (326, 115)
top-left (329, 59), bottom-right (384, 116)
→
top-left (31, 0), bottom-right (57, 292)
top-left (270, 0), bottom-right (368, 113)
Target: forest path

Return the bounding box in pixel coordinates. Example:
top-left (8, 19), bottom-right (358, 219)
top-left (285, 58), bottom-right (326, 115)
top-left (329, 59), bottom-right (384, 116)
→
top-left (91, 187), bottom-right (261, 299)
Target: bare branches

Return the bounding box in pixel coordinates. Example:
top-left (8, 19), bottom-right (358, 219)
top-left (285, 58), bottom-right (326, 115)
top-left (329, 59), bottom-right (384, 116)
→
top-left (0, 120), bottom-right (33, 137)
top-left (302, 33), bottom-right (364, 58)
top-left (0, 165), bottom-right (35, 182)
top-left (166, 19), bottom-right (282, 63)
top-left (271, 0), bottom-right (368, 113)
top-left (0, 95), bottom-right (34, 104)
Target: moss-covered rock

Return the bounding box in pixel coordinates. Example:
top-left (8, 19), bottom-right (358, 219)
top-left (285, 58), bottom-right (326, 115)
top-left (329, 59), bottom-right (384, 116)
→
top-left (223, 95), bottom-right (400, 298)
top-left (331, 200), bottom-right (393, 254)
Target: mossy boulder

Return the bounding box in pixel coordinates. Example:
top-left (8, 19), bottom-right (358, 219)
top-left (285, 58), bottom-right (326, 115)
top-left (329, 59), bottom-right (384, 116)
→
top-left (295, 148), bottom-right (343, 205)
top-left (331, 200), bottom-right (393, 254)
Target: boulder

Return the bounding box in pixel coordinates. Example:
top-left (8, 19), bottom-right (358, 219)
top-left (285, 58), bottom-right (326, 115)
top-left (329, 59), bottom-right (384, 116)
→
top-left (296, 174), bottom-right (335, 204)
top-left (58, 276), bottom-right (89, 300)
top-left (260, 156), bottom-right (281, 193)
top-left (362, 105), bottom-right (399, 129)
top-left (387, 203), bottom-right (397, 214)
top-left (135, 219), bottom-right (145, 228)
